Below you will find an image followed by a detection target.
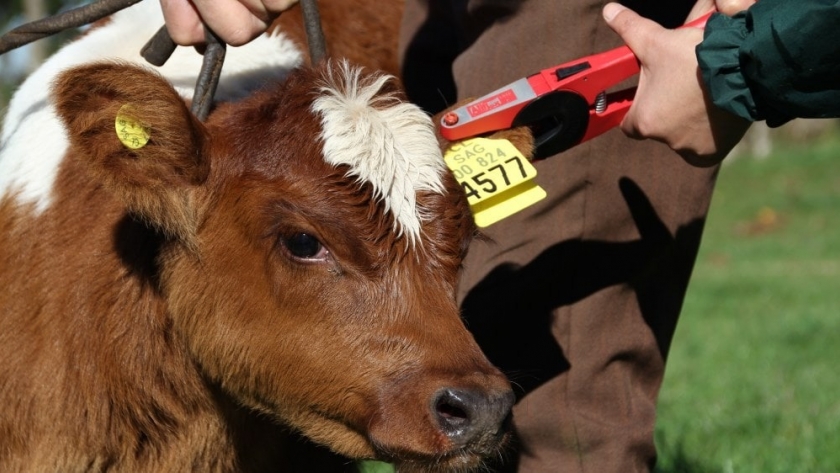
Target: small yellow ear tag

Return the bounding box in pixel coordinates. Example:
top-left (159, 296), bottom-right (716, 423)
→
top-left (115, 104), bottom-right (150, 150)
top-left (444, 137), bottom-right (546, 228)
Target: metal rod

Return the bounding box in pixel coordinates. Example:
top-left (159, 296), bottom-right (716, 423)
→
top-left (299, 0), bottom-right (326, 64)
top-left (141, 0), bottom-right (328, 68)
top-left (1, 0), bottom-right (326, 123)
top-left (140, 0), bottom-right (328, 121)
top-left (190, 28), bottom-right (226, 122)
top-left (140, 26), bottom-right (177, 67)
top-left (0, 0), bottom-right (143, 55)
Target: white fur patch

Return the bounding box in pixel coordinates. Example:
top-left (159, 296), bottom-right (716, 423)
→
top-left (311, 61), bottom-right (446, 243)
top-left (0, 0), bottom-right (303, 212)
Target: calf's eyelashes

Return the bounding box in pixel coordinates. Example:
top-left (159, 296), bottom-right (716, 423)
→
top-left (280, 232), bottom-right (330, 262)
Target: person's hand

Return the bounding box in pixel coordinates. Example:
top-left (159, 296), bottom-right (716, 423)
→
top-left (602, 2), bottom-right (750, 167)
top-left (160, 0), bottom-right (299, 47)
top-left (715, 0), bottom-right (757, 16)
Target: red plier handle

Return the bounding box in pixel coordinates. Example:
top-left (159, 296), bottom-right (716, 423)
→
top-left (439, 11), bottom-right (713, 159)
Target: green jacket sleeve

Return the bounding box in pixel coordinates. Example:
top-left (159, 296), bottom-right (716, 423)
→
top-left (696, 0), bottom-right (840, 127)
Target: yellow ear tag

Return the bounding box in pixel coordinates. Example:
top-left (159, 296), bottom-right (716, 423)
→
top-left (444, 137), bottom-right (546, 227)
top-left (115, 104), bottom-right (150, 150)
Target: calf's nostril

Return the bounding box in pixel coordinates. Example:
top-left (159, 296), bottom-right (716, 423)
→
top-left (432, 387), bottom-right (513, 449)
top-left (435, 391), bottom-right (471, 429)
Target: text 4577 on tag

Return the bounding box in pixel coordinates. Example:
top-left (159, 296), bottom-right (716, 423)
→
top-left (444, 138), bottom-right (546, 227)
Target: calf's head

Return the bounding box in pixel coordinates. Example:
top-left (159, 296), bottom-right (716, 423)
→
top-left (53, 61), bottom-right (513, 471)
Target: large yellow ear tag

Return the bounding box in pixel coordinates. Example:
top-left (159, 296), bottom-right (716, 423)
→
top-left (115, 104), bottom-right (150, 150)
top-left (444, 137), bottom-right (546, 227)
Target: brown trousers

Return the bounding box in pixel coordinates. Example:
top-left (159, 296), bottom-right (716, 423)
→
top-left (399, 1), bottom-right (719, 472)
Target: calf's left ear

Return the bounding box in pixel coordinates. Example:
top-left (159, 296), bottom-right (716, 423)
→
top-left (53, 62), bottom-right (210, 244)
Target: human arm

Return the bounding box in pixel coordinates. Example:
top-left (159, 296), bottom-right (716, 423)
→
top-left (159, 0), bottom-right (299, 46)
top-left (602, 1), bottom-right (750, 166)
top-left (698, 0), bottom-right (840, 127)
top-left (603, 0), bottom-right (840, 166)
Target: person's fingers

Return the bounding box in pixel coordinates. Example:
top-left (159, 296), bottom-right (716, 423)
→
top-left (266, 0), bottom-right (300, 11)
top-left (160, 0), bottom-right (205, 46)
top-left (686, 0), bottom-right (715, 22)
top-left (602, 3), bottom-right (662, 64)
top-left (623, 27), bottom-right (706, 145)
top-left (161, 0), bottom-right (301, 47)
top-left (602, 3), bottom-right (666, 139)
top-left (715, 0), bottom-right (756, 16)
top-left (191, 0), bottom-right (270, 46)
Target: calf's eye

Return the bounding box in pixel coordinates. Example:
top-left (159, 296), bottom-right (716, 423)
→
top-left (283, 233), bottom-right (328, 261)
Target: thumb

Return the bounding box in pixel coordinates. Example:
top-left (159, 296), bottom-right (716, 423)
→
top-left (716, 0), bottom-right (757, 16)
top-left (602, 3), bottom-right (659, 61)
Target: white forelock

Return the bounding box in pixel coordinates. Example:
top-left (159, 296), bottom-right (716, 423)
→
top-left (311, 61), bottom-right (446, 244)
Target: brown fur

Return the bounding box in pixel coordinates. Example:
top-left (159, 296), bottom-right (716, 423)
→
top-left (0, 0), bottom-right (547, 469)
top-left (273, 0), bottom-right (404, 75)
top-left (0, 59), bottom-right (514, 473)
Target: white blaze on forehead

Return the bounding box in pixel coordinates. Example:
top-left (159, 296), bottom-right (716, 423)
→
top-left (311, 61), bottom-right (447, 243)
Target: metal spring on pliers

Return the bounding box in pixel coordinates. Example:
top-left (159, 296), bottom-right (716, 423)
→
top-left (594, 91), bottom-right (607, 114)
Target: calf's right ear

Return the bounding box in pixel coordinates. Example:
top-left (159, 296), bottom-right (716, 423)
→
top-left (52, 62), bottom-right (210, 244)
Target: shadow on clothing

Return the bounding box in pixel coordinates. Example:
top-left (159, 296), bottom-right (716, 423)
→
top-left (461, 178), bottom-right (706, 400)
top-left (458, 178), bottom-right (708, 472)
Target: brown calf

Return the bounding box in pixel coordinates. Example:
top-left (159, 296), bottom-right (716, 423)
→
top-left (0, 2), bottom-right (516, 472)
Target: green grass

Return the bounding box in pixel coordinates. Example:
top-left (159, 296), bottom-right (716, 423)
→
top-left (655, 132), bottom-right (840, 473)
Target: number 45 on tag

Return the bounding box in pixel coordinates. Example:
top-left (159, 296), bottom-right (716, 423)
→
top-left (444, 137), bottom-right (546, 227)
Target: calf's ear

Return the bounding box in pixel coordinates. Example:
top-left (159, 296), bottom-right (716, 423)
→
top-left (52, 62), bottom-right (210, 244)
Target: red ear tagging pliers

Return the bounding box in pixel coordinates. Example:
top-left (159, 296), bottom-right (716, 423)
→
top-left (439, 12), bottom-right (713, 159)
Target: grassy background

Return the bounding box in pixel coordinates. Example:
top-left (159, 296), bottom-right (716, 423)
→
top-left (654, 130), bottom-right (840, 473)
